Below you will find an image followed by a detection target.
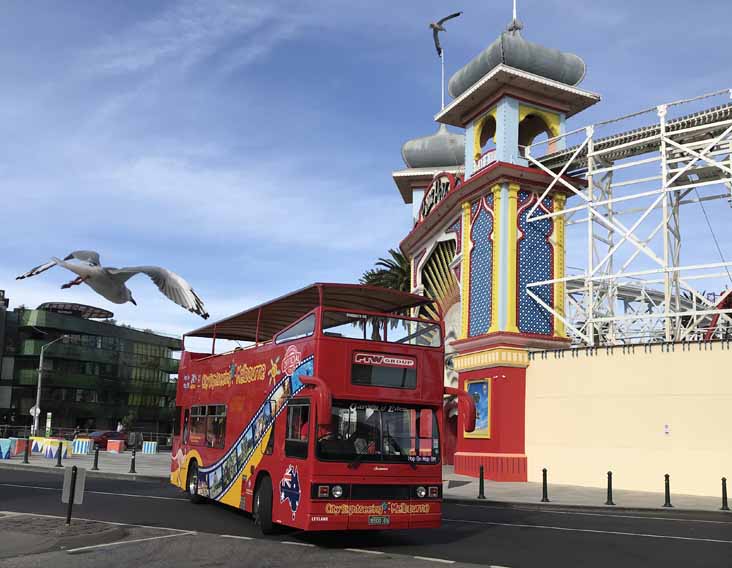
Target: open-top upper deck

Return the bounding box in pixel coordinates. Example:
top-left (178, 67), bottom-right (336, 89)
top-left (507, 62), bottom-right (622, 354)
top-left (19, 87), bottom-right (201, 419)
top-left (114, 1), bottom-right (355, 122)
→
top-left (186, 283), bottom-right (435, 343)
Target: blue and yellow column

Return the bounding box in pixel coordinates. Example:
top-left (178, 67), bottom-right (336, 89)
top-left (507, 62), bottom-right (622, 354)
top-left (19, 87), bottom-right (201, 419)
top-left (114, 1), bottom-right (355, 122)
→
top-left (552, 192), bottom-right (567, 338)
top-left (460, 201), bottom-right (472, 339)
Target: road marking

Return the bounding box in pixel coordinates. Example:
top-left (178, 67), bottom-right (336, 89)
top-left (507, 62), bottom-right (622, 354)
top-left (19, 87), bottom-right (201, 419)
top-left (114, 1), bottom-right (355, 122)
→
top-left (281, 541), bottom-right (315, 547)
top-left (413, 556), bottom-right (455, 564)
top-left (0, 483), bottom-right (187, 501)
top-left (453, 503), bottom-right (732, 525)
top-left (443, 518), bottom-right (732, 544)
top-left (221, 534), bottom-right (255, 541)
top-left (345, 548), bottom-right (385, 554)
top-left (67, 531), bottom-right (194, 553)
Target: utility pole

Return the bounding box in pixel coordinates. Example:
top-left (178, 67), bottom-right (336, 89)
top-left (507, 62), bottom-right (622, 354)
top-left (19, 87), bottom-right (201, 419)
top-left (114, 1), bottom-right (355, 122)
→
top-left (32, 335), bottom-right (68, 435)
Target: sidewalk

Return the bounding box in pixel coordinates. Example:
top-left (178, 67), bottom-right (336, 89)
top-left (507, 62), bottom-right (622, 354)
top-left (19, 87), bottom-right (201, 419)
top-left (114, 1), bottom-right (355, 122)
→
top-left (0, 450), bottom-right (170, 481)
top-left (442, 466), bottom-right (730, 514)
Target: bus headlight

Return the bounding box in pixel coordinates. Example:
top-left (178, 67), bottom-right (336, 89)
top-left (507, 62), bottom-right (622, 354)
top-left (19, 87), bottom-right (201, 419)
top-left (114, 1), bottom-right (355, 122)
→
top-left (331, 485), bottom-right (344, 499)
top-left (416, 486), bottom-right (427, 498)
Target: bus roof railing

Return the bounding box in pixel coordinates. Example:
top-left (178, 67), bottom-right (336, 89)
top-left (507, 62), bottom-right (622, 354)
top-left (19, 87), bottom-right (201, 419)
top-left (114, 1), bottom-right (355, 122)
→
top-left (185, 283), bottom-right (434, 343)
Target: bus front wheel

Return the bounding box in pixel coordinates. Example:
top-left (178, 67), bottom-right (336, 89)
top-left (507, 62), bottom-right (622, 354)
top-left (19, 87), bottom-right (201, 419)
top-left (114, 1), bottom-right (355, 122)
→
top-left (253, 476), bottom-right (276, 534)
top-left (187, 461), bottom-right (205, 504)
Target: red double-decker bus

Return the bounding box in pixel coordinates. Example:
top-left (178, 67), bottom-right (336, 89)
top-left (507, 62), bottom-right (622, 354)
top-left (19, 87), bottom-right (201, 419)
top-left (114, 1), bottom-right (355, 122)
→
top-left (171, 283), bottom-right (475, 533)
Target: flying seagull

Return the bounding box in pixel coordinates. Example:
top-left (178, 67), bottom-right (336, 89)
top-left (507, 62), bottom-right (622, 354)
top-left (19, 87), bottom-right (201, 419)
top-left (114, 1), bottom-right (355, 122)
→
top-left (16, 250), bottom-right (209, 319)
top-left (429, 12), bottom-right (462, 57)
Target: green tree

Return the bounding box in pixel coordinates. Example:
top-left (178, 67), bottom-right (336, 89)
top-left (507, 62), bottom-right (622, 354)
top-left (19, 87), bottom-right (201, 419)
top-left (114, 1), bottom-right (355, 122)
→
top-left (360, 248), bottom-right (410, 292)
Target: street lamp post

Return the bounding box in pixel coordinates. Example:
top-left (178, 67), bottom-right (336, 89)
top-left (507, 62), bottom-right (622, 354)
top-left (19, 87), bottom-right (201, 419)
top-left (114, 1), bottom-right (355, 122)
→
top-left (32, 335), bottom-right (68, 436)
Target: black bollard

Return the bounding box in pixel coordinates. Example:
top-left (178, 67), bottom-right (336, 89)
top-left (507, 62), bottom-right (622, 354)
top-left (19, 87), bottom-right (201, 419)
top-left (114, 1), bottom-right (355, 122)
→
top-left (129, 448), bottom-right (136, 474)
top-left (91, 446), bottom-right (100, 471)
top-left (663, 474), bottom-right (673, 507)
top-left (55, 440), bottom-right (63, 467)
top-left (605, 471), bottom-right (615, 506)
top-left (478, 465), bottom-right (486, 499)
top-left (541, 468), bottom-right (550, 502)
top-left (66, 465), bottom-right (78, 525)
top-left (22, 437), bottom-right (30, 464)
top-left (721, 477), bottom-right (729, 511)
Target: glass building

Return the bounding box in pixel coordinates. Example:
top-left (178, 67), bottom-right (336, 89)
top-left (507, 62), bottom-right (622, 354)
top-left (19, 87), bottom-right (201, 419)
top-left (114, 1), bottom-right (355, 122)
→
top-left (0, 289), bottom-right (182, 435)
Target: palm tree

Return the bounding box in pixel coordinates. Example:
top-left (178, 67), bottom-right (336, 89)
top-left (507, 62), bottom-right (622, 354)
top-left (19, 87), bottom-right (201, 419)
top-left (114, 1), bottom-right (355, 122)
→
top-left (360, 249), bottom-right (410, 337)
top-left (360, 249), bottom-right (410, 292)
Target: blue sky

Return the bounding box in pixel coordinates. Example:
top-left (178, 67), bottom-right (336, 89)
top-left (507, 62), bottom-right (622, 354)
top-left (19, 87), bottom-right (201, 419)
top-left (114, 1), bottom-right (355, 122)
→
top-left (1, 0), bottom-right (731, 340)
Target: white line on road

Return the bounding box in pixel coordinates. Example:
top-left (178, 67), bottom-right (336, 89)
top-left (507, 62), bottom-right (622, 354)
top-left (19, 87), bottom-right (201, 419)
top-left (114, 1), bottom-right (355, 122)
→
top-left (345, 548), bottom-right (385, 554)
top-left (281, 541), bottom-right (315, 547)
top-left (413, 556), bottom-right (455, 564)
top-left (220, 534), bottom-right (255, 541)
top-left (443, 517), bottom-right (732, 544)
top-left (453, 503), bottom-right (732, 525)
top-left (66, 531), bottom-right (195, 553)
top-left (0, 483), bottom-right (187, 501)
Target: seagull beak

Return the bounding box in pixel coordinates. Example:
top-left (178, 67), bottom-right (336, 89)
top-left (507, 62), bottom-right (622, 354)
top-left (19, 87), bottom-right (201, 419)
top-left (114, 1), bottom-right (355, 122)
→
top-left (130, 297), bottom-right (137, 306)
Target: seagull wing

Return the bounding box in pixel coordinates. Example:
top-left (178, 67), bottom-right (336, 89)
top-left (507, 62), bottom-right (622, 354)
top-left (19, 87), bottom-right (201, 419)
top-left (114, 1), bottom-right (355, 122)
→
top-left (437, 11), bottom-right (462, 26)
top-left (108, 266), bottom-right (209, 319)
top-left (432, 28), bottom-right (442, 57)
top-left (65, 250), bottom-right (101, 266)
top-left (17, 250), bottom-right (101, 280)
top-left (16, 259), bottom-right (58, 280)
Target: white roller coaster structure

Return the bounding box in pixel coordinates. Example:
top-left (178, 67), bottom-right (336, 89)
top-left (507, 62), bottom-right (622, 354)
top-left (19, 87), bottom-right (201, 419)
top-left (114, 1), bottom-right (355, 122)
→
top-left (525, 89), bottom-right (732, 346)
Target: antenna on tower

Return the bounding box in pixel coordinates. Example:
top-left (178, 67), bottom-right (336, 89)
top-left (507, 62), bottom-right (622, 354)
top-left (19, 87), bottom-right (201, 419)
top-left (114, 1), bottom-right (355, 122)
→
top-left (430, 12), bottom-right (462, 111)
top-left (508, 0), bottom-right (523, 32)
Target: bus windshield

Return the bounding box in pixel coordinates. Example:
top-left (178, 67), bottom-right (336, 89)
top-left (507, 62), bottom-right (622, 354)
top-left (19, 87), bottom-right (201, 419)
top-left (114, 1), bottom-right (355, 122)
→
top-left (317, 402), bottom-right (440, 465)
top-left (321, 311), bottom-right (441, 347)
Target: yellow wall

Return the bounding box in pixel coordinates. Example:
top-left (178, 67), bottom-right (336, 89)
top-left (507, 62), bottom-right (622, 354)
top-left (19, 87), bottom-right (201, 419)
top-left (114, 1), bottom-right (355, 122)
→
top-left (525, 344), bottom-right (732, 496)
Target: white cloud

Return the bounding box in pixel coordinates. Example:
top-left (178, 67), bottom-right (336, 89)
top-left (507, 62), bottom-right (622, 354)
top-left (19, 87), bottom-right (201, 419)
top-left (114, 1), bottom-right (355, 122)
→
top-left (83, 1), bottom-right (292, 75)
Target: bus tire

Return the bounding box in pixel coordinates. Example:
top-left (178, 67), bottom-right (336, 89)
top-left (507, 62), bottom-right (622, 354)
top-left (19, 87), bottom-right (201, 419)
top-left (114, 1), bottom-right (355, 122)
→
top-left (187, 460), bottom-right (205, 504)
top-left (253, 476), bottom-right (276, 534)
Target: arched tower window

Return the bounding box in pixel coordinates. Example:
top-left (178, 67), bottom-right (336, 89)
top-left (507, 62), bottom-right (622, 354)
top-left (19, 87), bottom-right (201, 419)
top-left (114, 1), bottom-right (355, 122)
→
top-left (473, 112), bottom-right (497, 169)
top-left (518, 113), bottom-right (553, 156)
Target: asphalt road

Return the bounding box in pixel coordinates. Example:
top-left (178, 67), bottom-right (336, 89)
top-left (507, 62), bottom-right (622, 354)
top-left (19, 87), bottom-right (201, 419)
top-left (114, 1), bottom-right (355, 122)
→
top-left (0, 469), bottom-right (730, 568)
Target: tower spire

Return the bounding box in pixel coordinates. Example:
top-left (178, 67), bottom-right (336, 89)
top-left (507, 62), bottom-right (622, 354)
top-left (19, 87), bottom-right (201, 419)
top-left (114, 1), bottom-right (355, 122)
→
top-left (508, 0), bottom-right (523, 32)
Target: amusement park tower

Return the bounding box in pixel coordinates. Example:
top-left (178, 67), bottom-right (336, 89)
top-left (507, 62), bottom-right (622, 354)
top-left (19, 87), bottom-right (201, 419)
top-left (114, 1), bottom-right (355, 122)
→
top-left (395, 18), bottom-right (599, 478)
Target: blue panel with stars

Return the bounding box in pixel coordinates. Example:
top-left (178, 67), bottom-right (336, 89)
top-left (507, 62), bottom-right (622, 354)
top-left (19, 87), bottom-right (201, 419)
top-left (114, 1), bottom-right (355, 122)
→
top-left (517, 193), bottom-right (553, 335)
top-left (469, 203), bottom-right (494, 337)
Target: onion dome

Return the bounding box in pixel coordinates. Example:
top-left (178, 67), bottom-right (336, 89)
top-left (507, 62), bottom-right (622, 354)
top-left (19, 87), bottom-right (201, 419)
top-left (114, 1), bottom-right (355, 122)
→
top-left (401, 124), bottom-right (464, 168)
top-left (448, 23), bottom-right (586, 99)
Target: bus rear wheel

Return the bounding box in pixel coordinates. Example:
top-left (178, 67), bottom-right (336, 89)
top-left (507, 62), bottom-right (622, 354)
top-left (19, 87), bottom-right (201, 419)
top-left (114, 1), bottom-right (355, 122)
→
top-left (187, 461), bottom-right (205, 504)
top-left (253, 477), bottom-right (276, 534)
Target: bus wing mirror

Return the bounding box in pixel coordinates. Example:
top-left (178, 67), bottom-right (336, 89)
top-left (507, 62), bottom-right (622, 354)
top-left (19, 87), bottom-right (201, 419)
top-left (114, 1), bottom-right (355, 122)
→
top-left (300, 376), bottom-right (332, 427)
top-left (444, 386), bottom-right (476, 433)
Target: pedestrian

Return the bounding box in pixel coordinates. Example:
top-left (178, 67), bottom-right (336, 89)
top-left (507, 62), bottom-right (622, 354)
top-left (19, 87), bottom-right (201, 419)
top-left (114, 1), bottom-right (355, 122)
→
top-left (73, 425), bottom-right (81, 439)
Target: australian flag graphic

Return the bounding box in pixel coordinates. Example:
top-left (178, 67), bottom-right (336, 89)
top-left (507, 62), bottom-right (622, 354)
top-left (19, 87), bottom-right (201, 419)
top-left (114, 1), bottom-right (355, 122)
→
top-left (279, 464), bottom-right (301, 519)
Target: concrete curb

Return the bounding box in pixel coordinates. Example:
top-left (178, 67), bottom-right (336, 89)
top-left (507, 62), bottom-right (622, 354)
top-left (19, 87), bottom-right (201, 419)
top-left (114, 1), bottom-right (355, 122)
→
top-left (0, 462), bottom-right (168, 483)
top-left (443, 495), bottom-right (732, 517)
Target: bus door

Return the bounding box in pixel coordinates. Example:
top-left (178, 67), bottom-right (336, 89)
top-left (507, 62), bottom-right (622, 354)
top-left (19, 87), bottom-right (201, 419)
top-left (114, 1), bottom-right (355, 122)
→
top-left (273, 399), bottom-right (311, 527)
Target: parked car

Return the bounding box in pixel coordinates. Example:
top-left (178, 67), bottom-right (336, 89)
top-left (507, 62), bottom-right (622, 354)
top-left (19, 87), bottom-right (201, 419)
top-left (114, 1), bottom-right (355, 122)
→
top-left (90, 430), bottom-right (128, 450)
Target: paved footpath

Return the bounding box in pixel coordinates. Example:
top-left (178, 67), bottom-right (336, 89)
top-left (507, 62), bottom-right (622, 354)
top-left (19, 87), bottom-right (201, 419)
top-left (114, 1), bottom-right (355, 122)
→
top-left (0, 469), bottom-right (730, 568)
top-left (0, 449), bottom-right (170, 480)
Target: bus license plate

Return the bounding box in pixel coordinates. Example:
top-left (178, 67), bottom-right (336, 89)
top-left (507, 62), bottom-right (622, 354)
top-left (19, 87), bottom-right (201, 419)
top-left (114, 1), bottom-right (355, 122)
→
top-left (368, 515), bottom-right (390, 526)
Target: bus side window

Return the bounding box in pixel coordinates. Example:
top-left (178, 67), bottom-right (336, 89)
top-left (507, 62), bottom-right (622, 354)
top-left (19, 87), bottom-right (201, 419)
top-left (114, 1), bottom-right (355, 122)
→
top-left (285, 402), bottom-right (310, 459)
top-left (264, 419), bottom-right (274, 455)
top-left (207, 405), bottom-right (227, 449)
top-left (182, 408), bottom-right (190, 445)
